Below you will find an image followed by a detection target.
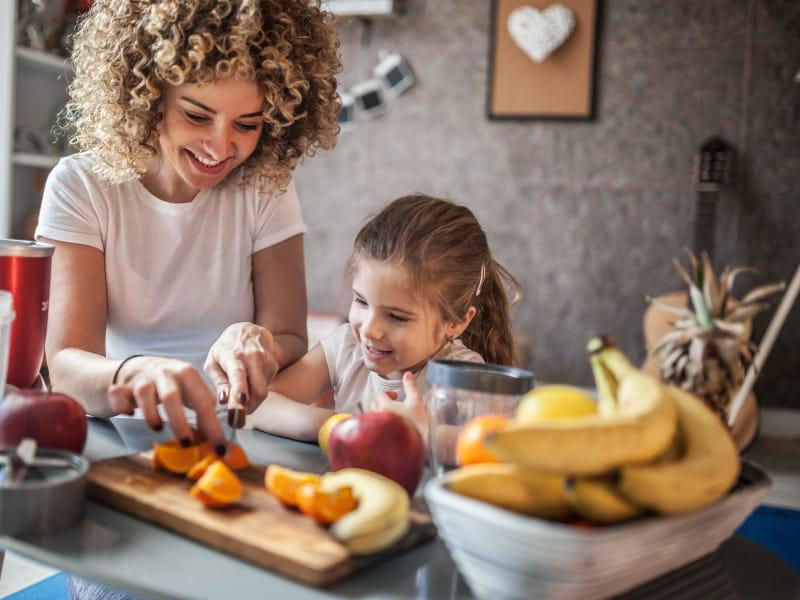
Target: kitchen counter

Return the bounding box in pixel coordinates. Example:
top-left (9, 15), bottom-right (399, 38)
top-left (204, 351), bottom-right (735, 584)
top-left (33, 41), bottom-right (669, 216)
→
top-left (1, 417), bottom-right (799, 600)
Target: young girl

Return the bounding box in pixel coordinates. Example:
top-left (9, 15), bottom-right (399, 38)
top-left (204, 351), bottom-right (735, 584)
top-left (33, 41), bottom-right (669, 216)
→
top-left (252, 194), bottom-right (520, 441)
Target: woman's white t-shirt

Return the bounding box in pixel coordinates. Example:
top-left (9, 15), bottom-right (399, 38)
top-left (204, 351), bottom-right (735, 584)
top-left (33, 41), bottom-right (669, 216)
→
top-left (35, 152), bottom-right (307, 379)
top-left (320, 324), bottom-right (484, 414)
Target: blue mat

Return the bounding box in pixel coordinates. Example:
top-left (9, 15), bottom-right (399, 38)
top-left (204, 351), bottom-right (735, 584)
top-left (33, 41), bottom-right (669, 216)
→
top-left (737, 503), bottom-right (800, 573)
top-left (6, 572), bottom-right (67, 600)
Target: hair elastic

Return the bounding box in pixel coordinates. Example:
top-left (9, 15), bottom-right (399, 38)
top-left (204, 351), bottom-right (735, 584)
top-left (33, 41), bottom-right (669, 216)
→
top-left (475, 263), bottom-right (486, 296)
top-left (112, 354), bottom-right (144, 385)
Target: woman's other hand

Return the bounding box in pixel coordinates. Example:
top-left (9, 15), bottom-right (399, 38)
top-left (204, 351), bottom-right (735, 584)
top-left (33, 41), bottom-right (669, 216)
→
top-left (107, 356), bottom-right (224, 447)
top-left (204, 322), bottom-right (281, 414)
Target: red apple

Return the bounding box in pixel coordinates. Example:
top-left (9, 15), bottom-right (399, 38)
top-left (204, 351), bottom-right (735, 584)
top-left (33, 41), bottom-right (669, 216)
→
top-left (327, 411), bottom-right (426, 497)
top-left (0, 389), bottom-right (88, 453)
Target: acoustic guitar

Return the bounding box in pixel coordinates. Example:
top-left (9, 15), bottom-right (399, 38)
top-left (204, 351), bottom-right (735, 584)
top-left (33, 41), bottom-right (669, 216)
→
top-left (641, 137), bottom-right (757, 450)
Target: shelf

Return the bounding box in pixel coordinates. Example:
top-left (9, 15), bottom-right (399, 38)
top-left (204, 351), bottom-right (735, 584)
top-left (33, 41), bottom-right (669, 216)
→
top-left (324, 0), bottom-right (398, 17)
top-left (12, 153), bottom-right (60, 169)
top-left (15, 46), bottom-right (73, 74)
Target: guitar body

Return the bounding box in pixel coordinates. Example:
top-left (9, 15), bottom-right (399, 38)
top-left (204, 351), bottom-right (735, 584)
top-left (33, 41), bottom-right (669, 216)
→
top-left (642, 137), bottom-right (757, 452)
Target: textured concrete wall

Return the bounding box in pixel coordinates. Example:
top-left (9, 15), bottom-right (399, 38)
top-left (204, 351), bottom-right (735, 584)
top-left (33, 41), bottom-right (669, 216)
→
top-left (294, 1), bottom-right (800, 407)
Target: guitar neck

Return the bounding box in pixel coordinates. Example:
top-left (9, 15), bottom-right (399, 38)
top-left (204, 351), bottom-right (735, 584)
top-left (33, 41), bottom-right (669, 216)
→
top-left (693, 190), bottom-right (719, 260)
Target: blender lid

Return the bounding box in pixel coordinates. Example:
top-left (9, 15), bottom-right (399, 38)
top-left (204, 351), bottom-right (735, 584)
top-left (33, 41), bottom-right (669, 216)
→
top-left (0, 239), bottom-right (55, 257)
top-left (427, 360), bottom-right (534, 394)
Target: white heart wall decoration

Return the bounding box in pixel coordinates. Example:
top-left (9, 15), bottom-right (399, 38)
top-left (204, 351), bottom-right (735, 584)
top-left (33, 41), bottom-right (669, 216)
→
top-left (507, 4), bottom-right (577, 64)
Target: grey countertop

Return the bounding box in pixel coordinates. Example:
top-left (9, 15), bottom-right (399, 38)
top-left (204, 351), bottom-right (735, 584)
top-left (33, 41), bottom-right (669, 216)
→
top-left (1, 417), bottom-right (799, 600)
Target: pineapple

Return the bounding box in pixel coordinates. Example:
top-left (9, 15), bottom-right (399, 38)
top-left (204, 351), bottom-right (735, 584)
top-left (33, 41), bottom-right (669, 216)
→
top-left (649, 251), bottom-right (784, 421)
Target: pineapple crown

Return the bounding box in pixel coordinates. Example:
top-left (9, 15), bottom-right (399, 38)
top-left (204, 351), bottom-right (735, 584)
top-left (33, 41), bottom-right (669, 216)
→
top-left (655, 250), bottom-right (785, 336)
top-left (649, 250), bottom-right (785, 417)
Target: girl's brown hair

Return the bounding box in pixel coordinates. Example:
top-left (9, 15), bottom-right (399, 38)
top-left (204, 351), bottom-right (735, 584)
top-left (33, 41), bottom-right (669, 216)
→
top-left (64, 0), bottom-right (341, 191)
top-left (346, 195), bottom-right (521, 366)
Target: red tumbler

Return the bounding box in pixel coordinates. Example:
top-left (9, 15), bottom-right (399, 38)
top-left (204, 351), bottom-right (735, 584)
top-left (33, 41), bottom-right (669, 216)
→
top-left (0, 240), bottom-right (55, 388)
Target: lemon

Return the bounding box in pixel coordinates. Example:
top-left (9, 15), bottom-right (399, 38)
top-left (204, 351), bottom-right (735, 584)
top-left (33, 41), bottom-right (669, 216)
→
top-left (318, 413), bottom-right (352, 457)
top-left (516, 385), bottom-right (597, 423)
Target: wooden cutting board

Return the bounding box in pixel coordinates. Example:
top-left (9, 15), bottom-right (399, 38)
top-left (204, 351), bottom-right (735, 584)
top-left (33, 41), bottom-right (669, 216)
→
top-left (87, 453), bottom-right (435, 587)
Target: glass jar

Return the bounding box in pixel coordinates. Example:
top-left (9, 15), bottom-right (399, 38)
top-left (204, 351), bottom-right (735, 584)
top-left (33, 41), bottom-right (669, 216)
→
top-left (425, 360), bottom-right (534, 475)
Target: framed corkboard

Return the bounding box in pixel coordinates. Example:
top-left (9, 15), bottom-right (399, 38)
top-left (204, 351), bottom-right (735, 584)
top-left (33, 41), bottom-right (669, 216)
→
top-left (488, 0), bottom-right (601, 120)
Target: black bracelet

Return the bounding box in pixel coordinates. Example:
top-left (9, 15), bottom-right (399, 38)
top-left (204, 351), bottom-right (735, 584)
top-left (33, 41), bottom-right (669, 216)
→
top-left (112, 354), bottom-right (144, 385)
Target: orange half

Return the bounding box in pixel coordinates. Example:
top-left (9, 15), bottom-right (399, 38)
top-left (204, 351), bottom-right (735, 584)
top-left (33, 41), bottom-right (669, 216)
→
top-left (190, 460), bottom-right (242, 508)
top-left (265, 465), bottom-right (320, 507)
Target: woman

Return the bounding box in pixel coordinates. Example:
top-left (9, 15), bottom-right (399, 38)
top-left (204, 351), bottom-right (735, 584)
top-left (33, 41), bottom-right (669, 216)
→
top-left (35, 0), bottom-right (341, 450)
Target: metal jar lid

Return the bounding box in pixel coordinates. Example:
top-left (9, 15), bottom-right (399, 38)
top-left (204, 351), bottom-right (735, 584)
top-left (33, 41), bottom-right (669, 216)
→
top-left (0, 239), bottom-right (55, 257)
top-left (427, 360), bottom-right (534, 395)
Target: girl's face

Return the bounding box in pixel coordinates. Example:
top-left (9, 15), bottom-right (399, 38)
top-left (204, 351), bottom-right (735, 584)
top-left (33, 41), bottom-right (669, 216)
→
top-left (150, 77), bottom-right (264, 201)
top-left (349, 258), bottom-right (463, 379)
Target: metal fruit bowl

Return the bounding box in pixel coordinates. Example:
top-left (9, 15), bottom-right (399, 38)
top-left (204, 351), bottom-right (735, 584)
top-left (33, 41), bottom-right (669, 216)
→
top-left (425, 461), bottom-right (771, 600)
top-left (0, 447), bottom-right (89, 537)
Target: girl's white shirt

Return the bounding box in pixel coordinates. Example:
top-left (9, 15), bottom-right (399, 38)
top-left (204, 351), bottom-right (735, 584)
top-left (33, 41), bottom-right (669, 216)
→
top-left (320, 323), bottom-right (484, 414)
top-left (36, 151), bottom-right (307, 382)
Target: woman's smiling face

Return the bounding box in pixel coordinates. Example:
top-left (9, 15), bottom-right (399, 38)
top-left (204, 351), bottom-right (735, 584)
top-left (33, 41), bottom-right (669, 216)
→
top-left (151, 77), bottom-right (264, 201)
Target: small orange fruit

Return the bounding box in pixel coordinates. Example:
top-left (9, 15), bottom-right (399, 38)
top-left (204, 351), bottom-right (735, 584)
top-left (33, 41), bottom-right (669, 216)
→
top-left (224, 444), bottom-right (250, 470)
top-left (187, 453), bottom-right (217, 481)
top-left (190, 460), bottom-right (243, 508)
top-left (153, 440), bottom-right (201, 474)
top-left (265, 465), bottom-right (320, 507)
top-left (455, 414), bottom-right (510, 466)
top-left (296, 482), bottom-right (358, 525)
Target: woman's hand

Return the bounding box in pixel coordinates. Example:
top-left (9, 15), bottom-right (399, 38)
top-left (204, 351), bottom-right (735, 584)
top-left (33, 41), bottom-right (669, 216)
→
top-left (107, 356), bottom-right (225, 448)
top-left (204, 322), bottom-right (281, 414)
top-left (370, 372), bottom-right (430, 450)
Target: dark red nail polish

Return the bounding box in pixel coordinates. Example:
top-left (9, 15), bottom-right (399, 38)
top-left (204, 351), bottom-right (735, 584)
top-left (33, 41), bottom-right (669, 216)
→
top-left (215, 444), bottom-right (227, 457)
top-left (153, 423), bottom-right (163, 432)
top-left (179, 437), bottom-right (192, 447)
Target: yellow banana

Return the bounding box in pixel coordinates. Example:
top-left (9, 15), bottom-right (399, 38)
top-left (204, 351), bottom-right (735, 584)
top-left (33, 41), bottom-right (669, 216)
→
top-left (488, 340), bottom-right (677, 475)
top-left (344, 514), bottom-right (410, 555)
top-left (564, 476), bottom-right (644, 524)
top-left (322, 468), bottom-right (410, 554)
top-left (618, 385), bottom-right (740, 514)
top-left (445, 463), bottom-right (570, 519)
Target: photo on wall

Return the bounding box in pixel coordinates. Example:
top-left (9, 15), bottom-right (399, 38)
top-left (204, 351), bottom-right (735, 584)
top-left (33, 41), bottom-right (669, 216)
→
top-left (487, 0), bottom-right (601, 120)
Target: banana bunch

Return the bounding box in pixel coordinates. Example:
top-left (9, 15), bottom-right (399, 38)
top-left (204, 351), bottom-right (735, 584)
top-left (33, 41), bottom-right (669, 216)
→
top-left (322, 468), bottom-right (410, 555)
top-left (444, 336), bottom-right (741, 524)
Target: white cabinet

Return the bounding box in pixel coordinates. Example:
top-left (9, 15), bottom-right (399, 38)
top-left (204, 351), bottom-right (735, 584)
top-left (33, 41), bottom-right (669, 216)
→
top-left (0, 3), bottom-right (72, 239)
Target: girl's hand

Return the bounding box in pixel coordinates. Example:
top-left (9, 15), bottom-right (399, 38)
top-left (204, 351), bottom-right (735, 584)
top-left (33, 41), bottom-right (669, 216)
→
top-left (371, 372), bottom-right (430, 450)
top-left (204, 322), bottom-right (280, 414)
top-left (107, 356), bottom-right (225, 448)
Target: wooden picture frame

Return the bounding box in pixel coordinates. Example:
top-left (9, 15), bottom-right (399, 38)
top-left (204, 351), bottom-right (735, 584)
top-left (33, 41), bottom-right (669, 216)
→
top-left (487, 0), bottom-right (602, 121)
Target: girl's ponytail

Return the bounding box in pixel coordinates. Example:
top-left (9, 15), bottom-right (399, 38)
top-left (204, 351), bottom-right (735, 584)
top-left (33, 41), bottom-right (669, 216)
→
top-left (460, 260), bottom-right (521, 366)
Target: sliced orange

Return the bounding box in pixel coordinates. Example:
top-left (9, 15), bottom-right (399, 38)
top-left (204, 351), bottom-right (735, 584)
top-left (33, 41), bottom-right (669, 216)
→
top-left (190, 487), bottom-right (228, 508)
top-left (224, 444), bottom-right (250, 470)
top-left (190, 460), bottom-right (242, 508)
top-left (265, 465), bottom-right (320, 507)
top-left (296, 482), bottom-right (358, 525)
top-left (187, 453), bottom-right (217, 481)
top-left (455, 414), bottom-right (510, 466)
top-left (153, 440), bottom-right (201, 474)
top-left (197, 441), bottom-right (214, 459)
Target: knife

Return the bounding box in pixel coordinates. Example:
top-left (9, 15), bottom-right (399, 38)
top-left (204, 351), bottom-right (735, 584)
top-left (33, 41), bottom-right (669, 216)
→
top-left (226, 389), bottom-right (246, 446)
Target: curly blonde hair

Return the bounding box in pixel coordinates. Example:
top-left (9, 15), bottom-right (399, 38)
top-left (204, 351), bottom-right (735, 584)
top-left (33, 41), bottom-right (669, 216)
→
top-left (64, 0), bottom-right (341, 191)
